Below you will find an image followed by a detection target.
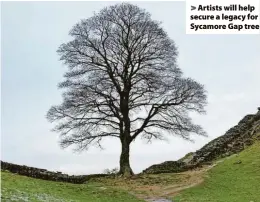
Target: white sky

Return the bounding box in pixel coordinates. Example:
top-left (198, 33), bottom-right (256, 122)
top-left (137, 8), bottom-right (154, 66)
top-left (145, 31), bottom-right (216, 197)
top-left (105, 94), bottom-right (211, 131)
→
top-left (1, 1), bottom-right (260, 174)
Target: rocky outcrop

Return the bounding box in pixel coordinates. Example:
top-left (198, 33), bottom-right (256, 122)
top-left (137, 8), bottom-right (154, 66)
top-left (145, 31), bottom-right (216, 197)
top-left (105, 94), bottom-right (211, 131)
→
top-left (143, 108), bottom-right (260, 174)
top-left (1, 161), bottom-right (108, 184)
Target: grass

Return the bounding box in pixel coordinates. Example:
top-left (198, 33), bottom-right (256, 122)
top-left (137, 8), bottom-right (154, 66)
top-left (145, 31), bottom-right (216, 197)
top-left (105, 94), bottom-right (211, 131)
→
top-left (1, 171), bottom-right (144, 202)
top-left (2, 141), bottom-right (259, 202)
top-left (88, 170), bottom-right (205, 200)
top-left (1, 165), bottom-right (204, 202)
top-left (174, 141), bottom-right (260, 202)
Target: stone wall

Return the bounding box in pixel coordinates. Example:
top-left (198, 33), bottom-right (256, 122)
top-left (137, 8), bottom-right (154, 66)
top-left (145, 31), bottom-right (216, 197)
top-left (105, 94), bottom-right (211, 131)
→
top-left (1, 161), bottom-right (109, 184)
top-left (190, 112), bottom-right (260, 165)
top-left (142, 161), bottom-right (196, 174)
top-left (143, 109), bottom-right (260, 174)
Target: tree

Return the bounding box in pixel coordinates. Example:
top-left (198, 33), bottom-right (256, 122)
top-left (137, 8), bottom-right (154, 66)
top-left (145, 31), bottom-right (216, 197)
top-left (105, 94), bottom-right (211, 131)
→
top-left (47, 3), bottom-right (207, 176)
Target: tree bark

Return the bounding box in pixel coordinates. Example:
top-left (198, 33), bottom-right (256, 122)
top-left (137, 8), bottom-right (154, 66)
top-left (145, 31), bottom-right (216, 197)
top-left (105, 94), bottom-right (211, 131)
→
top-left (119, 137), bottom-right (134, 176)
top-left (118, 88), bottom-right (134, 176)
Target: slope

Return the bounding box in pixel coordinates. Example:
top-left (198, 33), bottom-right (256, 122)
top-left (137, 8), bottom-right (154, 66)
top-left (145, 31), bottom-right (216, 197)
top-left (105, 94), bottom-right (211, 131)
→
top-left (1, 171), bottom-right (143, 202)
top-left (143, 109), bottom-right (260, 174)
top-left (174, 140), bottom-right (260, 202)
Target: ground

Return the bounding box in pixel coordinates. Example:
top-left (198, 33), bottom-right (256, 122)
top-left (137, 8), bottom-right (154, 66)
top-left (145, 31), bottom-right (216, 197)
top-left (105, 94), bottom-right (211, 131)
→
top-left (1, 141), bottom-right (260, 202)
top-left (88, 167), bottom-right (209, 201)
top-left (173, 141), bottom-right (260, 202)
top-left (1, 171), bottom-right (143, 202)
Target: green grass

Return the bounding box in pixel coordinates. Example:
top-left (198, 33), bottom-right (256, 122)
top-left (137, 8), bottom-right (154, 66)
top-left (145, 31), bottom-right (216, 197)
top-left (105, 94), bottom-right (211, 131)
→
top-left (2, 140), bottom-right (259, 202)
top-left (1, 171), bottom-right (144, 202)
top-left (174, 141), bottom-right (260, 202)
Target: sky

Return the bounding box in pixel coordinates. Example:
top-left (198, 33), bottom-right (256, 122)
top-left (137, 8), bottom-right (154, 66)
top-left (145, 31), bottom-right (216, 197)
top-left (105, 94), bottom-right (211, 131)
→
top-left (1, 1), bottom-right (260, 175)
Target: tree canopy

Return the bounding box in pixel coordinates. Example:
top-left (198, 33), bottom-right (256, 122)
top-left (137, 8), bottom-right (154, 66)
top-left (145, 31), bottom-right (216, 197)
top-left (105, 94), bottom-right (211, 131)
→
top-left (47, 3), bottom-right (207, 176)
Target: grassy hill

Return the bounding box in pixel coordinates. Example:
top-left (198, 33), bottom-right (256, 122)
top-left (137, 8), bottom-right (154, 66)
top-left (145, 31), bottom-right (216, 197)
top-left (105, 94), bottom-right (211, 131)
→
top-left (144, 110), bottom-right (260, 174)
top-left (1, 110), bottom-right (259, 202)
top-left (1, 141), bottom-right (260, 202)
top-left (2, 141), bottom-right (259, 202)
top-left (174, 140), bottom-right (260, 202)
top-left (1, 171), bottom-right (143, 202)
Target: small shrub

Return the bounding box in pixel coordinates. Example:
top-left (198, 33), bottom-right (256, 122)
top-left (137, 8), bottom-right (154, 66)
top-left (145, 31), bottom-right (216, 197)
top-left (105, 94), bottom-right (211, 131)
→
top-left (103, 167), bottom-right (119, 175)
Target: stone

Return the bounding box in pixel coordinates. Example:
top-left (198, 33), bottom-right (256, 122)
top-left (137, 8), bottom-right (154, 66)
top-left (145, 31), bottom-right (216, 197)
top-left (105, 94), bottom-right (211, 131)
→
top-left (143, 109), bottom-right (260, 174)
top-left (1, 161), bottom-right (109, 184)
top-left (234, 160), bottom-right (242, 164)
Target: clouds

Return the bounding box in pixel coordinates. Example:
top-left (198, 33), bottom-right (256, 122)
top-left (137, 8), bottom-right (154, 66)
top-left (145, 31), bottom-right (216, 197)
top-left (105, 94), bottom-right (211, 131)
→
top-left (1, 1), bottom-right (260, 174)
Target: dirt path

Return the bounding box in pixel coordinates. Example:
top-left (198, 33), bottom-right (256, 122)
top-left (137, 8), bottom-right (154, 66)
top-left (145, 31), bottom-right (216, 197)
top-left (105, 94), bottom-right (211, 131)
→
top-left (132, 164), bottom-right (218, 201)
top-left (145, 199), bottom-right (173, 202)
top-left (133, 170), bottom-right (206, 201)
top-left (91, 163), bottom-right (219, 202)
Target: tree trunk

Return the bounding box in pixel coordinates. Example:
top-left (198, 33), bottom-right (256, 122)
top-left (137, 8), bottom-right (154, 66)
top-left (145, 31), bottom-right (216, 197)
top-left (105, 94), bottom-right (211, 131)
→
top-left (119, 138), bottom-right (134, 177)
top-left (119, 89), bottom-right (133, 176)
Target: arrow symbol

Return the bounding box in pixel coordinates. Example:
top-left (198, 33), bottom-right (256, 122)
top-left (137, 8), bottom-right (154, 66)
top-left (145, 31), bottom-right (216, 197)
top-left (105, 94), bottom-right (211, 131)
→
top-left (191, 6), bottom-right (196, 11)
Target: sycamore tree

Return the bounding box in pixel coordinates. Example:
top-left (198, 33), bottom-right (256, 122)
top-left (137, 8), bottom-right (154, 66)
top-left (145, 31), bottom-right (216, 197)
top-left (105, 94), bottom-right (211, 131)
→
top-left (47, 3), bottom-right (207, 176)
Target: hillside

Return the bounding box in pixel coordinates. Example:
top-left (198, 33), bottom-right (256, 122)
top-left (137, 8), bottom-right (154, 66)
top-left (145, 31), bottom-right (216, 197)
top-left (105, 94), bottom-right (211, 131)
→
top-left (1, 170), bottom-right (143, 202)
top-left (143, 109), bottom-right (260, 174)
top-left (2, 139), bottom-right (259, 202)
top-left (174, 140), bottom-right (260, 202)
top-left (1, 109), bottom-right (260, 202)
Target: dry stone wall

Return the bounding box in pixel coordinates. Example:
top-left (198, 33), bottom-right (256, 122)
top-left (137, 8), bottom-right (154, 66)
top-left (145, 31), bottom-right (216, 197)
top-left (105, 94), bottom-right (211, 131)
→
top-left (143, 109), bottom-right (260, 174)
top-left (1, 161), bottom-right (108, 184)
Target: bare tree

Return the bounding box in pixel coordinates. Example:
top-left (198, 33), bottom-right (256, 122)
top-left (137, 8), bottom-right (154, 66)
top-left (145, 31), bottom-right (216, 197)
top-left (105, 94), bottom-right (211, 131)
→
top-left (47, 3), bottom-right (207, 176)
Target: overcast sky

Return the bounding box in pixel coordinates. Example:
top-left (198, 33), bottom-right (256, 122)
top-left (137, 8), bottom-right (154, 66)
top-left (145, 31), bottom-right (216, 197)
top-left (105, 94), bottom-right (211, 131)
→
top-left (1, 1), bottom-right (260, 175)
